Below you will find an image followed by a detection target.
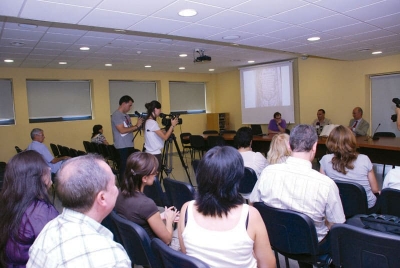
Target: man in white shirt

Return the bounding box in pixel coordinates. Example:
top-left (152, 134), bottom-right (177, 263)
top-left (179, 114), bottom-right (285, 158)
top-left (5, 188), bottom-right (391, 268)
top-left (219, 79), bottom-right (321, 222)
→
top-left (250, 124), bottom-right (345, 268)
top-left (27, 154), bottom-right (131, 268)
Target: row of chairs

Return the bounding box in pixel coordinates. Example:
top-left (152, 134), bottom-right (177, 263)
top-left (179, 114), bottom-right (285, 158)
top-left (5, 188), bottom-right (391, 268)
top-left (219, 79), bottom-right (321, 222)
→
top-left (82, 141), bottom-right (120, 170)
top-left (49, 143), bottom-right (86, 158)
top-left (181, 133), bottom-right (229, 160)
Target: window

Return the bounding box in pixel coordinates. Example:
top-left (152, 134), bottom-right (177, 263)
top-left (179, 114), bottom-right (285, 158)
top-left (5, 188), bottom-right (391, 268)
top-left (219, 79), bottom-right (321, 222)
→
top-left (27, 80), bottom-right (92, 123)
top-left (0, 79), bottom-right (15, 125)
top-left (169, 82), bottom-right (206, 114)
top-left (109, 81), bottom-right (157, 116)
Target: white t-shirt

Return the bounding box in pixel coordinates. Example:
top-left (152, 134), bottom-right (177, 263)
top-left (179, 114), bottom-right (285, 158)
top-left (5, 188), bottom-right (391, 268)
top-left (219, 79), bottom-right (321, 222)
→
top-left (144, 119), bottom-right (164, 154)
top-left (239, 151), bottom-right (267, 178)
top-left (383, 168), bottom-right (400, 191)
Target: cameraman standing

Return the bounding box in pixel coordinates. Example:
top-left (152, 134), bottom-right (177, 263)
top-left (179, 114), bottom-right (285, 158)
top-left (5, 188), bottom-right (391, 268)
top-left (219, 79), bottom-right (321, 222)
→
top-left (144, 100), bottom-right (179, 171)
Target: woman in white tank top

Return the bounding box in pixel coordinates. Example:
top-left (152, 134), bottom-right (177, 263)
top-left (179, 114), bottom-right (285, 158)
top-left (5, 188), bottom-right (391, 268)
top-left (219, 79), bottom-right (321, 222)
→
top-left (178, 146), bottom-right (275, 268)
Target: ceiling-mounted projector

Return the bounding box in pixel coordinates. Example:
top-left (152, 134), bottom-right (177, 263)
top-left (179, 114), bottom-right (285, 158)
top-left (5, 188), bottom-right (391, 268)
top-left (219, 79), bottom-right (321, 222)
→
top-left (194, 49), bottom-right (211, 63)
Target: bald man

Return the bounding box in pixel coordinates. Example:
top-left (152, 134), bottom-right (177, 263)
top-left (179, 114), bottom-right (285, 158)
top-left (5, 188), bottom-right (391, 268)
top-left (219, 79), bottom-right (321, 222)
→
top-left (348, 107), bottom-right (369, 136)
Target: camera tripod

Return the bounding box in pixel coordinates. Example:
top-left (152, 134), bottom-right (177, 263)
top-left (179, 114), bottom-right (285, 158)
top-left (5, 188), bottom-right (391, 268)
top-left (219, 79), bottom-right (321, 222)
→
top-left (160, 133), bottom-right (193, 186)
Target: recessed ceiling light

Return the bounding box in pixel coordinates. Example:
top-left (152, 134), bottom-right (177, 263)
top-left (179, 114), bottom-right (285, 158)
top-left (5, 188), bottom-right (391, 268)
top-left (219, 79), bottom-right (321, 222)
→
top-left (179, 54), bottom-right (188, 57)
top-left (59, 61), bottom-right (67, 65)
top-left (80, 47), bottom-right (90, 51)
top-left (209, 69), bottom-right (215, 72)
top-left (4, 59), bottom-right (14, 63)
top-left (105, 63), bottom-right (112, 67)
top-left (145, 65), bottom-right (151, 68)
top-left (372, 51), bottom-right (382, 55)
top-left (248, 60), bottom-right (255, 63)
top-left (179, 9), bottom-right (197, 17)
top-left (179, 67), bottom-right (185, 70)
top-left (307, 37), bottom-right (320, 41)
top-left (18, 23), bottom-right (38, 29)
top-left (10, 41), bottom-right (25, 47)
top-left (222, 35), bottom-right (240, 40)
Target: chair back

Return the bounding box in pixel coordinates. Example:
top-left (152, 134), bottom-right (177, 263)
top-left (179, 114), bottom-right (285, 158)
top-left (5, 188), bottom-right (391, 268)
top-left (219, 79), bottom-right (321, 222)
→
top-left (220, 130), bottom-right (236, 135)
top-left (68, 148), bottom-right (78, 157)
top-left (77, 150), bottom-right (86, 156)
top-left (253, 202), bottom-right (330, 266)
top-left (107, 144), bottom-right (120, 169)
top-left (379, 188), bottom-right (400, 217)
top-left (83, 141), bottom-right (94, 153)
top-left (192, 159), bottom-right (200, 174)
top-left (101, 211), bottom-right (122, 244)
top-left (105, 211), bottom-right (159, 267)
top-left (163, 178), bottom-right (195, 211)
top-left (335, 181), bottom-right (368, 218)
top-left (180, 132), bottom-right (192, 146)
top-left (15, 146), bottom-right (23, 153)
top-left (250, 124), bottom-right (263, 135)
top-left (189, 135), bottom-right (206, 159)
top-left (151, 238), bottom-right (210, 268)
top-left (238, 167), bottom-right (258, 195)
top-left (331, 223), bottom-right (400, 268)
top-left (374, 132), bottom-right (396, 138)
top-left (98, 143), bottom-right (110, 159)
top-left (0, 162), bottom-right (6, 191)
top-left (202, 130), bottom-right (218, 135)
top-left (50, 143), bottom-right (60, 157)
top-left (144, 176), bottom-right (170, 207)
top-left (206, 135), bottom-right (225, 149)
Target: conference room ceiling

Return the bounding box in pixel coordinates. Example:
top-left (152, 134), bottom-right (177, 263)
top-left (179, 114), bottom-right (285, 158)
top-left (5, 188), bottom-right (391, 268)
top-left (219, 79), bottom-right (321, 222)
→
top-left (0, 0), bottom-right (399, 74)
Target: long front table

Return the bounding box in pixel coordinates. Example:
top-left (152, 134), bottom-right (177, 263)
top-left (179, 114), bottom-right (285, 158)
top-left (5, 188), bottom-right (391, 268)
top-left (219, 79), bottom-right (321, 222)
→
top-left (202, 133), bottom-right (400, 166)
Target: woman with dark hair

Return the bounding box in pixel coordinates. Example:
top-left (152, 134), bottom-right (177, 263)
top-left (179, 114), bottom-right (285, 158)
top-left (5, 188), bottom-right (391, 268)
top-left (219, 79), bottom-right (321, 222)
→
top-left (115, 152), bottom-right (179, 246)
top-left (178, 146), bottom-right (275, 268)
top-left (91, 124), bottom-right (109, 145)
top-left (320, 125), bottom-right (379, 211)
top-left (143, 100), bottom-right (178, 170)
top-left (0, 150), bottom-right (59, 267)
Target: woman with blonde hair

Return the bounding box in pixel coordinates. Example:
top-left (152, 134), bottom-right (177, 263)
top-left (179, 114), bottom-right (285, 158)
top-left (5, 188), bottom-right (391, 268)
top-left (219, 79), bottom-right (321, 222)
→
top-left (266, 133), bottom-right (291, 165)
top-left (320, 125), bottom-right (379, 211)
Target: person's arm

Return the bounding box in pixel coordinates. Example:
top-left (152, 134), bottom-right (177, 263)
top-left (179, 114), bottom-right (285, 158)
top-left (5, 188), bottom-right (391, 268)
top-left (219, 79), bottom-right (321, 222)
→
top-left (115, 117), bottom-right (144, 134)
top-left (268, 119), bottom-right (284, 134)
top-left (154, 117), bottom-right (179, 141)
top-left (367, 169), bottom-right (380, 194)
top-left (319, 167), bottom-right (326, 175)
top-left (178, 202), bottom-right (189, 253)
top-left (396, 107), bottom-right (400, 131)
top-left (50, 156), bottom-right (69, 164)
top-left (248, 207), bottom-right (276, 268)
top-left (147, 206), bottom-right (178, 245)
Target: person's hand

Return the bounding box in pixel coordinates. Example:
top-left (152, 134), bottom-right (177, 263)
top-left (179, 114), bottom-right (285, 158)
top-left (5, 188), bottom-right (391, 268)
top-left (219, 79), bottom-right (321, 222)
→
top-left (136, 117), bottom-right (144, 127)
top-left (275, 118), bottom-right (282, 125)
top-left (164, 206), bottom-right (179, 225)
top-left (171, 117), bottom-right (179, 127)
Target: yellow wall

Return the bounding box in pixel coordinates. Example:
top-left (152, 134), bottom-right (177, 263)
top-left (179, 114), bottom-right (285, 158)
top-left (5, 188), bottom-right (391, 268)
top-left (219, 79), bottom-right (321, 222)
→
top-left (1, 54), bottom-right (399, 162)
top-left (0, 68), bottom-right (217, 162)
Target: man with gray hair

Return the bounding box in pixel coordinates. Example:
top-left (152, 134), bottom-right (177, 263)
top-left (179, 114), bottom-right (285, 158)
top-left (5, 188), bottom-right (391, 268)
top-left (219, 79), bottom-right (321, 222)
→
top-left (27, 128), bottom-right (69, 173)
top-left (27, 154), bottom-right (131, 268)
top-left (250, 124), bottom-right (345, 268)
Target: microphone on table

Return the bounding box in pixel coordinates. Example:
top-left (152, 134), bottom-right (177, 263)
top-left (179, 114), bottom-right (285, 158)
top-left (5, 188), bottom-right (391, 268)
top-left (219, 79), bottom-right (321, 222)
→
top-left (372, 123), bottom-right (381, 140)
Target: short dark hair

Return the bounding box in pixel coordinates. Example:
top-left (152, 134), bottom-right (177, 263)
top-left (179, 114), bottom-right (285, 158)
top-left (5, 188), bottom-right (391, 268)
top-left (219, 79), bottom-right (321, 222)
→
top-left (92, 124), bottom-right (103, 138)
top-left (145, 100), bottom-right (162, 121)
top-left (56, 154), bottom-right (110, 213)
top-left (273, 112), bottom-right (281, 118)
top-left (119, 95), bottom-right (134, 105)
top-left (121, 152), bottom-right (159, 197)
top-left (195, 146), bottom-right (244, 217)
top-left (235, 127), bottom-right (253, 148)
top-left (318, 109), bottom-right (325, 114)
top-left (289, 124), bottom-right (317, 152)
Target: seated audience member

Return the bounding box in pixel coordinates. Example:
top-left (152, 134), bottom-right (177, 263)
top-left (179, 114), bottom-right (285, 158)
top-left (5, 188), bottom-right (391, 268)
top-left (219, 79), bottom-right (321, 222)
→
top-left (0, 151), bottom-right (58, 268)
top-left (320, 125), bottom-right (379, 212)
top-left (348, 107), bottom-right (369, 136)
top-left (91, 124), bottom-right (109, 145)
top-left (235, 126), bottom-right (267, 177)
top-left (312, 109), bottom-right (332, 127)
top-left (115, 152), bottom-right (179, 247)
top-left (383, 168), bottom-right (400, 191)
top-left (251, 125), bottom-right (345, 268)
top-left (27, 154), bottom-right (131, 268)
top-left (27, 128), bottom-right (70, 174)
top-left (178, 146), bottom-right (275, 268)
top-left (268, 112), bottom-right (287, 134)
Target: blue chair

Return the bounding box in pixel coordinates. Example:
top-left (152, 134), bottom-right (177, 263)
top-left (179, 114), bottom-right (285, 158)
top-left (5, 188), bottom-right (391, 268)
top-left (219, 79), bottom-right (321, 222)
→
top-left (254, 202), bottom-right (331, 268)
top-left (331, 223), bottom-right (400, 268)
top-left (206, 135), bottom-right (225, 150)
top-left (151, 238), bottom-right (210, 268)
top-left (163, 178), bottom-right (195, 211)
top-left (238, 167), bottom-right (258, 202)
top-left (101, 211), bottom-right (122, 244)
top-left (379, 188), bottom-right (400, 217)
top-left (335, 181), bottom-right (368, 219)
top-left (104, 211), bottom-right (159, 268)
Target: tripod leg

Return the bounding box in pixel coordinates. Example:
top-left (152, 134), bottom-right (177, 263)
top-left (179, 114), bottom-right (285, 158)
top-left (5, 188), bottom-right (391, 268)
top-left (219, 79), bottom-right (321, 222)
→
top-left (172, 136), bottom-right (193, 186)
top-left (160, 140), bottom-right (170, 182)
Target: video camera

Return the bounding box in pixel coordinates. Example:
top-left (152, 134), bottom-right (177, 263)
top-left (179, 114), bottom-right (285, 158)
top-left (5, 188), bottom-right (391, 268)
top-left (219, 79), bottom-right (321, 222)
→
top-left (391, 98), bottom-right (400, 122)
top-left (160, 113), bottom-right (182, 127)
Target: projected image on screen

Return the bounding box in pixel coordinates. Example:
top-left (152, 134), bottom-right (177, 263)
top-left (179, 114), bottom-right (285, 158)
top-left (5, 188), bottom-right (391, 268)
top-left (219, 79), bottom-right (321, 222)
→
top-left (240, 61), bottom-right (294, 124)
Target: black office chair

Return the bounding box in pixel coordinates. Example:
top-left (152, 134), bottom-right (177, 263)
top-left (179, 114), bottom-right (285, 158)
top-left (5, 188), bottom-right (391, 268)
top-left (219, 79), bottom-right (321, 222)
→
top-left (151, 238), bottom-right (210, 268)
top-left (331, 223), bottom-right (400, 268)
top-left (206, 135), bottom-right (225, 149)
top-left (180, 132), bottom-right (192, 157)
top-left (163, 178), bottom-right (195, 211)
top-left (238, 167), bottom-right (258, 203)
top-left (76, 150), bottom-right (87, 156)
top-left (98, 143), bottom-right (110, 160)
top-left (254, 202), bottom-right (331, 268)
top-left (335, 180), bottom-right (368, 219)
top-left (144, 176), bottom-right (170, 207)
top-left (103, 211), bottom-right (159, 268)
top-left (373, 132), bottom-right (396, 177)
top-left (202, 130), bottom-right (218, 135)
top-left (379, 188), bottom-right (400, 217)
top-left (14, 146), bottom-right (23, 153)
top-left (0, 162), bottom-right (6, 191)
top-left (83, 141), bottom-right (94, 153)
top-left (220, 129), bottom-right (236, 135)
top-left (50, 143), bottom-right (60, 157)
top-left (68, 148), bottom-right (78, 157)
top-left (189, 135), bottom-right (206, 159)
top-left (101, 211), bottom-right (122, 244)
top-left (107, 144), bottom-right (120, 170)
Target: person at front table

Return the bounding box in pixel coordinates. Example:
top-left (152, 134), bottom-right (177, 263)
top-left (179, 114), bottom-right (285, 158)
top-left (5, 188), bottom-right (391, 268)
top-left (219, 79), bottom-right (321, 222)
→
top-left (312, 109), bottom-right (332, 127)
top-left (268, 112), bottom-right (286, 134)
top-left (348, 107), bottom-right (369, 136)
